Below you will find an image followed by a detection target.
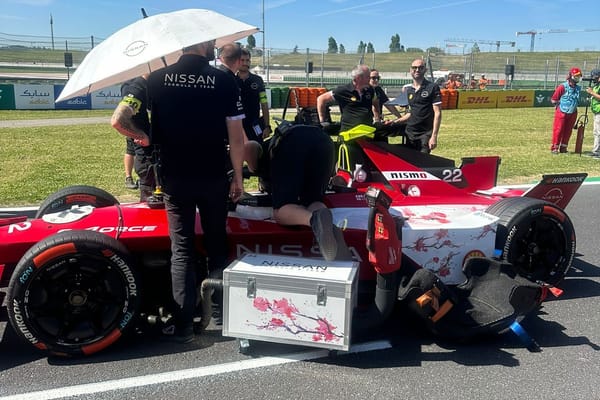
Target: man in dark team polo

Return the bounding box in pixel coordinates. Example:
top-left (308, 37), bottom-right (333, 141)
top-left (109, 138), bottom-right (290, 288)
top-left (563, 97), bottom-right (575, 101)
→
top-left (111, 74), bottom-right (155, 202)
top-left (392, 58), bottom-right (442, 153)
top-left (316, 64), bottom-right (380, 132)
top-left (315, 64), bottom-right (380, 175)
top-left (217, 42), bottom-right (242, 78)
top-left (236, 48), bottom-right (271, 142)
top-left (147, 40), bottom-right (245, 343)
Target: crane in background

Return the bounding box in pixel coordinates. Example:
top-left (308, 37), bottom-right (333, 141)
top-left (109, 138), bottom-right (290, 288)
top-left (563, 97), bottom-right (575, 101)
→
top-left (445, 38), bottom-right (516, 52)
top-left (516, 28), bottom-right (600, 52)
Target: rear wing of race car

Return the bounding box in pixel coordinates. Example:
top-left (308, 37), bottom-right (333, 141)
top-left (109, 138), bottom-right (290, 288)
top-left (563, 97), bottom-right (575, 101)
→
top-left (522, 172), bottom-right (588, 209)
top-left (360, 141), bottom-right (502, 194)
top-left (355, 141), bottom-right (587, 207)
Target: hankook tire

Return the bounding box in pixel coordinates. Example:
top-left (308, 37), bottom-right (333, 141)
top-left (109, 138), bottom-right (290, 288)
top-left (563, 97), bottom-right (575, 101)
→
top-left (7, 230), bottom-right (141, 356)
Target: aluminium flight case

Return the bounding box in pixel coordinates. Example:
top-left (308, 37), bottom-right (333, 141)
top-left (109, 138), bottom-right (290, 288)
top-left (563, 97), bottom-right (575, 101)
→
top-left (222, 253), bottom-right (358, 351)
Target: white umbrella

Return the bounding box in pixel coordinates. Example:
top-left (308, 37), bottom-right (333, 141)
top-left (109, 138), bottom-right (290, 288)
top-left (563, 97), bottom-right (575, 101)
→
top-left (56, 9), bottom-right (259, 102)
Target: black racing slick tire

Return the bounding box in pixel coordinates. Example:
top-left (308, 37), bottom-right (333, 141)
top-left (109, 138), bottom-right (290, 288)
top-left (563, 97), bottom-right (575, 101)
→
top-left (486, 197), bottom-right (575, 286)
top-left (7, 230), bottom-right (141, 357)
top-left (35, 185), bottom-right (119, 219)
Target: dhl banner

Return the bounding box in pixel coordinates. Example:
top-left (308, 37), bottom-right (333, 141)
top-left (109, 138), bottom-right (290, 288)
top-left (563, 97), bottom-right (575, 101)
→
top-left (457, 92), bottom-right (498, 109)
top-left (496, 90), bottom-right (535, 108)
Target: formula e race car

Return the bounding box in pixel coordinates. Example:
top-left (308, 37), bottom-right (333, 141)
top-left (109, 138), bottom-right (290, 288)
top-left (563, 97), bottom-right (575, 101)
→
top-left (0, 129), bottom-right (587, 357)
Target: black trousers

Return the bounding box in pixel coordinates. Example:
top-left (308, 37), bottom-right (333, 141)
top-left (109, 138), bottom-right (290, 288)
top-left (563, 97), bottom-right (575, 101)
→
top-left (134, 155), bottom-right (156, 202)
top-left (405, 131), bottom-right (432, 153)
top-left (163, 178), bottom-right (229, 330)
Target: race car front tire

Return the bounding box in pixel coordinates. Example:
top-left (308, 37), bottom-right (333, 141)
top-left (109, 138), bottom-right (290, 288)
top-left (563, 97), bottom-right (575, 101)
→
top-left (486, 197), bottom-right (575, 286)
top-left (7, 230), bottom-right (141, 357)
top-left (35, 185), bottom-right (119, 219)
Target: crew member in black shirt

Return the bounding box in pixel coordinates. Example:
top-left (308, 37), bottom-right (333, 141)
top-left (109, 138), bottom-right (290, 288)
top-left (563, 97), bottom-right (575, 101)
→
top-left (237, 48), bottom-right (271, 142)
top-left (316, 65), bottom-right (380, 174)
top-left (147, 40), bottom-right (245, 343)
top-left (392, 58), bottom-right (442, 153)
top-left (317, 64), bottom-right (380, 132)
top-left (111, 75), bottom-right (155, 201)
top-left (217, 42), bottom-right (242, 78)
top-left (370, 69), bottom-right (402, 121)
top-left (245, 124), bottom-right (352, 262)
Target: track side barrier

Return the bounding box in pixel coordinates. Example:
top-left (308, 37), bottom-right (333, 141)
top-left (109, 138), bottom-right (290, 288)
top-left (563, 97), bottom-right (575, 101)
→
top-left (0, 83), bottom-right (589, 111)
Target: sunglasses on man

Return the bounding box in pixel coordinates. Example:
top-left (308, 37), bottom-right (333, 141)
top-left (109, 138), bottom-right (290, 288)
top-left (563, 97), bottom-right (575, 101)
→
top-left (411, 65), bottom-right (425, 71)
top-left (370, 76), bottom-right (380, 80)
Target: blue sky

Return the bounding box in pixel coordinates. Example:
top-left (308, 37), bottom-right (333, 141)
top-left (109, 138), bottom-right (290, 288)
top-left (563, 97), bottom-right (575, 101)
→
top-left (0, 0), bottom-right (598, 53)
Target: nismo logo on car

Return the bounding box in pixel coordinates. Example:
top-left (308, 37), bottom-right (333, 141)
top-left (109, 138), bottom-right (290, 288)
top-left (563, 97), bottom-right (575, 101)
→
top-left (382, 171), bottom-right (437, 180)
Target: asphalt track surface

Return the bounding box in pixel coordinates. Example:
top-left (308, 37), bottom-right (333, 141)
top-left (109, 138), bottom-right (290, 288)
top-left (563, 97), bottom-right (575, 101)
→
top-left (0, 184), bottom-right (599, 400)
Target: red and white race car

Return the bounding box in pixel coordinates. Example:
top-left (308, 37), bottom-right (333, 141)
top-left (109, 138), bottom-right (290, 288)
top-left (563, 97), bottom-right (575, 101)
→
top-left (0, 137), bottom-right (587, 356)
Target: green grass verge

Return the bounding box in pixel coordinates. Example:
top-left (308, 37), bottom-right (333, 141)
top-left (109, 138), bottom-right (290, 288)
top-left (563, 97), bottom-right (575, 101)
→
top-left (0, 107), bottom-right (598, 207)
top-left (0, 109), bottom-right (113, 120)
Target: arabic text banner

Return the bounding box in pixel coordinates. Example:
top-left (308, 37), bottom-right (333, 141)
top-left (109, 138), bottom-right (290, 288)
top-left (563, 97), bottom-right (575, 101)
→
top-left (14, 84), bottom-right (55, 110)
top-left (90, 85), bottom-right (123, 110)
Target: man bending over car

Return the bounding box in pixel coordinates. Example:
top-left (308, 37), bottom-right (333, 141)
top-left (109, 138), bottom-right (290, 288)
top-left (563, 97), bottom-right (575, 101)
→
top-left (247, 124), bottom-right (352, 262)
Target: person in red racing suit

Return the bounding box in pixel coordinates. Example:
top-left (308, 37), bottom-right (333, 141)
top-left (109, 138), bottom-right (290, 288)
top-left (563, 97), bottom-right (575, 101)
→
top-left (550, 67), bottom-right (582, 154)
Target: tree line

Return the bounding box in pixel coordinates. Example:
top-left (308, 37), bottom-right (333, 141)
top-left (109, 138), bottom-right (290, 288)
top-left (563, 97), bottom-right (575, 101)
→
top-left (245, 33), bottom-right (449, 55)
top-left (326, 34), bottom-right (405, 54)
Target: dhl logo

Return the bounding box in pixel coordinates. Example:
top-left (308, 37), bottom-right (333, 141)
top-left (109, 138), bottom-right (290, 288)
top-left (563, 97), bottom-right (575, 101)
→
top-left (466, 97), bottom-right (491, 104)
top-left (503, 95), bottom-right (529, 103)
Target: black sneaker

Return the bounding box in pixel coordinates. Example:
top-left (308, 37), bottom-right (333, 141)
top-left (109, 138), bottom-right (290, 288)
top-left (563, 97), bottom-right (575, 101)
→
top-left (160, 324), bottom-right (194, 344)
top-left (333, 226), bottom-right (353, 261)
top-left (125, 176), bottom-right (138, 189)
top-left (310, 208), bottom-right (337, 262)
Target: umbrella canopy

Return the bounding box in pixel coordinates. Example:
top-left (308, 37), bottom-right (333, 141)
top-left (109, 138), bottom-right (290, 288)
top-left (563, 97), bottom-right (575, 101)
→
top-left (56, 9), bottom-right (259, 102)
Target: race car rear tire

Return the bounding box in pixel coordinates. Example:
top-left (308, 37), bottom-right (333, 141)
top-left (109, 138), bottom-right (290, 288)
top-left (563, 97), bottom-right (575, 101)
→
top-left (486, 197), bottom-right (575, 285)
top-left (35, 185), bottom-right (119, 219)
top-left (7, 230), bottom-right (141, 357)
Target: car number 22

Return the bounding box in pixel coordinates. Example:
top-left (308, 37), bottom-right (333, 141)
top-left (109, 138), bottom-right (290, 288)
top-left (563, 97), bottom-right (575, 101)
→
top-left (442, 168), bottom-right (463, 183)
